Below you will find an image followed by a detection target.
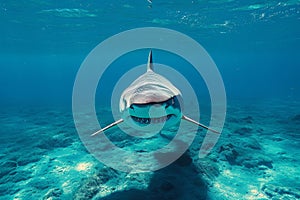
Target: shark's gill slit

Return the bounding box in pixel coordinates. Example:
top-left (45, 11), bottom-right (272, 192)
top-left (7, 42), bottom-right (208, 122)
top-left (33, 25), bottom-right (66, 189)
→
top-left (91, 50), bottom-right (219, 136)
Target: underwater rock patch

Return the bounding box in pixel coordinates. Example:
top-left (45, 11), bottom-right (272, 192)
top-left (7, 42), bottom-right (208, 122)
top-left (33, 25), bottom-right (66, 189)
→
top-left (29, 178), bottom-right (53, 190)
top-left (14, 171), bottom-right (30, 182)
top-left (241, 116), bottom-right (253, 123)
top-left (43, 188), bottom-right (63, 200)
top-left (195, 160), bottom-right (220, 182)
top-left (228, 116), bottom-right (253, 124)
top-left (227, 117), bottom-right (239, 123)
top-left (0, 182), bottom-right (17, 196)
top-left (234, 127), bottom-right (253, 135)
top-left (9, 170), bottom-right (31, 183)
top-left (225, 149), bottom-right (239, 165)
top-left (257, 157), bottom-right (273, 169)
top-left (239, 154), bottom-right (273, 169)
top-left (0, 160), bottom-right (18, 178)
top-left (218, 143), bottom-right (273, 169)
top-left (272, 137), bottom-right (284, 142)
top-left (36, 135), bottom-right (73, 150)
top-left (218, 143), bottom-right (239, 165)
top-left (243, 138), bottom-right (262, 150)
top-left (262, 184), bottom-right (300, 199)
top-left (74, 167), bottom-right (117, 199)
top-left (242, 156), bottom-right (272, 169)
top-left (17, 151), bottom-right (42, 166)
top-left (257, 128), bottom-right (264, 133)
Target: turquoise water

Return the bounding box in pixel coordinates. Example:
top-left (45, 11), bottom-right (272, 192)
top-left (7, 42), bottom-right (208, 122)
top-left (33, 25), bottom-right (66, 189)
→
top-left (1, 0), bottom-right (300, 199)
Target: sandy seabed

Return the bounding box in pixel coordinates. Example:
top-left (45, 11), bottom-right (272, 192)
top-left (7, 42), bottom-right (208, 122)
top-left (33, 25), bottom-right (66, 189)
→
top-left (0, 99), bottom-right (299, 200)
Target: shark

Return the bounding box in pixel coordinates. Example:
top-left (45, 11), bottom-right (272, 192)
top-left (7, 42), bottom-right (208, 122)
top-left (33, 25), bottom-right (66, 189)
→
top-left (91, 50), bottom-right (219, 136)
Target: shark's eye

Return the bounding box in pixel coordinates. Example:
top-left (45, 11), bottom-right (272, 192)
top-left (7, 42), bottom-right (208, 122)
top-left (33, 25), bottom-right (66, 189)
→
top-left (130, 105), bottom-right (134, 110)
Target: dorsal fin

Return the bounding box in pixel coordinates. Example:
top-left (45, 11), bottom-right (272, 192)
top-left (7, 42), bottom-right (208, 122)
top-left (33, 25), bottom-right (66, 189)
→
top-left (147, 50), bottom-right (153, 71)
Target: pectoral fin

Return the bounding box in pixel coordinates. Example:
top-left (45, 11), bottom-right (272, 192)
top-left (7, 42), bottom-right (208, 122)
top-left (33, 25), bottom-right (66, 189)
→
top-left (182, 115), bottom-right (220, 134)
top-left (91, 119), bottom-right (124, 136)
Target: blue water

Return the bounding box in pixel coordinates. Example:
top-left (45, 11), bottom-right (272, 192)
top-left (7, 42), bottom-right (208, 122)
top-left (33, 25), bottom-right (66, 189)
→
top-left (0, 0), bottom-right (300, 199)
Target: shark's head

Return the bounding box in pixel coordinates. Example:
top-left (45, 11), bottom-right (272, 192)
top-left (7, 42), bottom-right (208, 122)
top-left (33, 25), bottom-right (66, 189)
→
top-left (91, 50), bottom-right (219, 136)
top-left (119, 51), bottom-right (183, 132)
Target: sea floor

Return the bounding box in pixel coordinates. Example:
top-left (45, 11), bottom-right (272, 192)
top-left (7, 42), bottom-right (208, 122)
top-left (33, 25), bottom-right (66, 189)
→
top-left (0, 99), bottom-right (299, 200)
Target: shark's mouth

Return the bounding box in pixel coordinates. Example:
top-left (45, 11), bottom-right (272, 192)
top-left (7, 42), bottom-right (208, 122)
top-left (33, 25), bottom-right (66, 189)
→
top-left (130, 114), bottom-right (174, 125)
